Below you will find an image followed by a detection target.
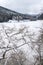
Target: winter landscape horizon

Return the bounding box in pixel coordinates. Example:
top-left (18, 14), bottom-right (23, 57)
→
top-left (0, 0), bottom-right (43, 65)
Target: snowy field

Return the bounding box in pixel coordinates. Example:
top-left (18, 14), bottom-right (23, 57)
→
top-left (0, 20), bottom-right (43, 65)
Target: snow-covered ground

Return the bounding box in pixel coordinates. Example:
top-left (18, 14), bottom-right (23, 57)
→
top-left (0, 20), bottom-right (43, 65)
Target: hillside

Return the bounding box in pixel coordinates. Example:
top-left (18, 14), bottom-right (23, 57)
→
top-left (0, 6), bottom-right (36, 22)
top-left (0, 6), bottom-right (43, 22)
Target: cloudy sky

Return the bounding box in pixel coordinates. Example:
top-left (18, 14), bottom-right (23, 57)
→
top-left (0, 0), bottom-right (43, 14)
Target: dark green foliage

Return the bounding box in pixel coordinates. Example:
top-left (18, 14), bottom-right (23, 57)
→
top-left (38, 14), bottom-right (43, 20)
top-left (41, 59), bottom-right (43, 65)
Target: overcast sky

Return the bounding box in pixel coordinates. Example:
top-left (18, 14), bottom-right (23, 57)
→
top-left (0, 0), bottom-right (43, 14)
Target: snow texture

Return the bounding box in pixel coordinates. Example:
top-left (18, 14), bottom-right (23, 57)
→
top-left (0, 20), bottom-right (43, 65)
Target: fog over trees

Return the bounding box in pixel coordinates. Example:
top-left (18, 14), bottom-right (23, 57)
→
top-left (0, 22), bottom-right (43, 65)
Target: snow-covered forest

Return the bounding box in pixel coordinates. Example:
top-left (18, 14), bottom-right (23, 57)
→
top-left (0, 20), bottom-right (43, 65)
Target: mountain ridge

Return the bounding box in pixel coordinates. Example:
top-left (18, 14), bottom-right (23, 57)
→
top-left (0, 6), bottom-right (43, 22)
